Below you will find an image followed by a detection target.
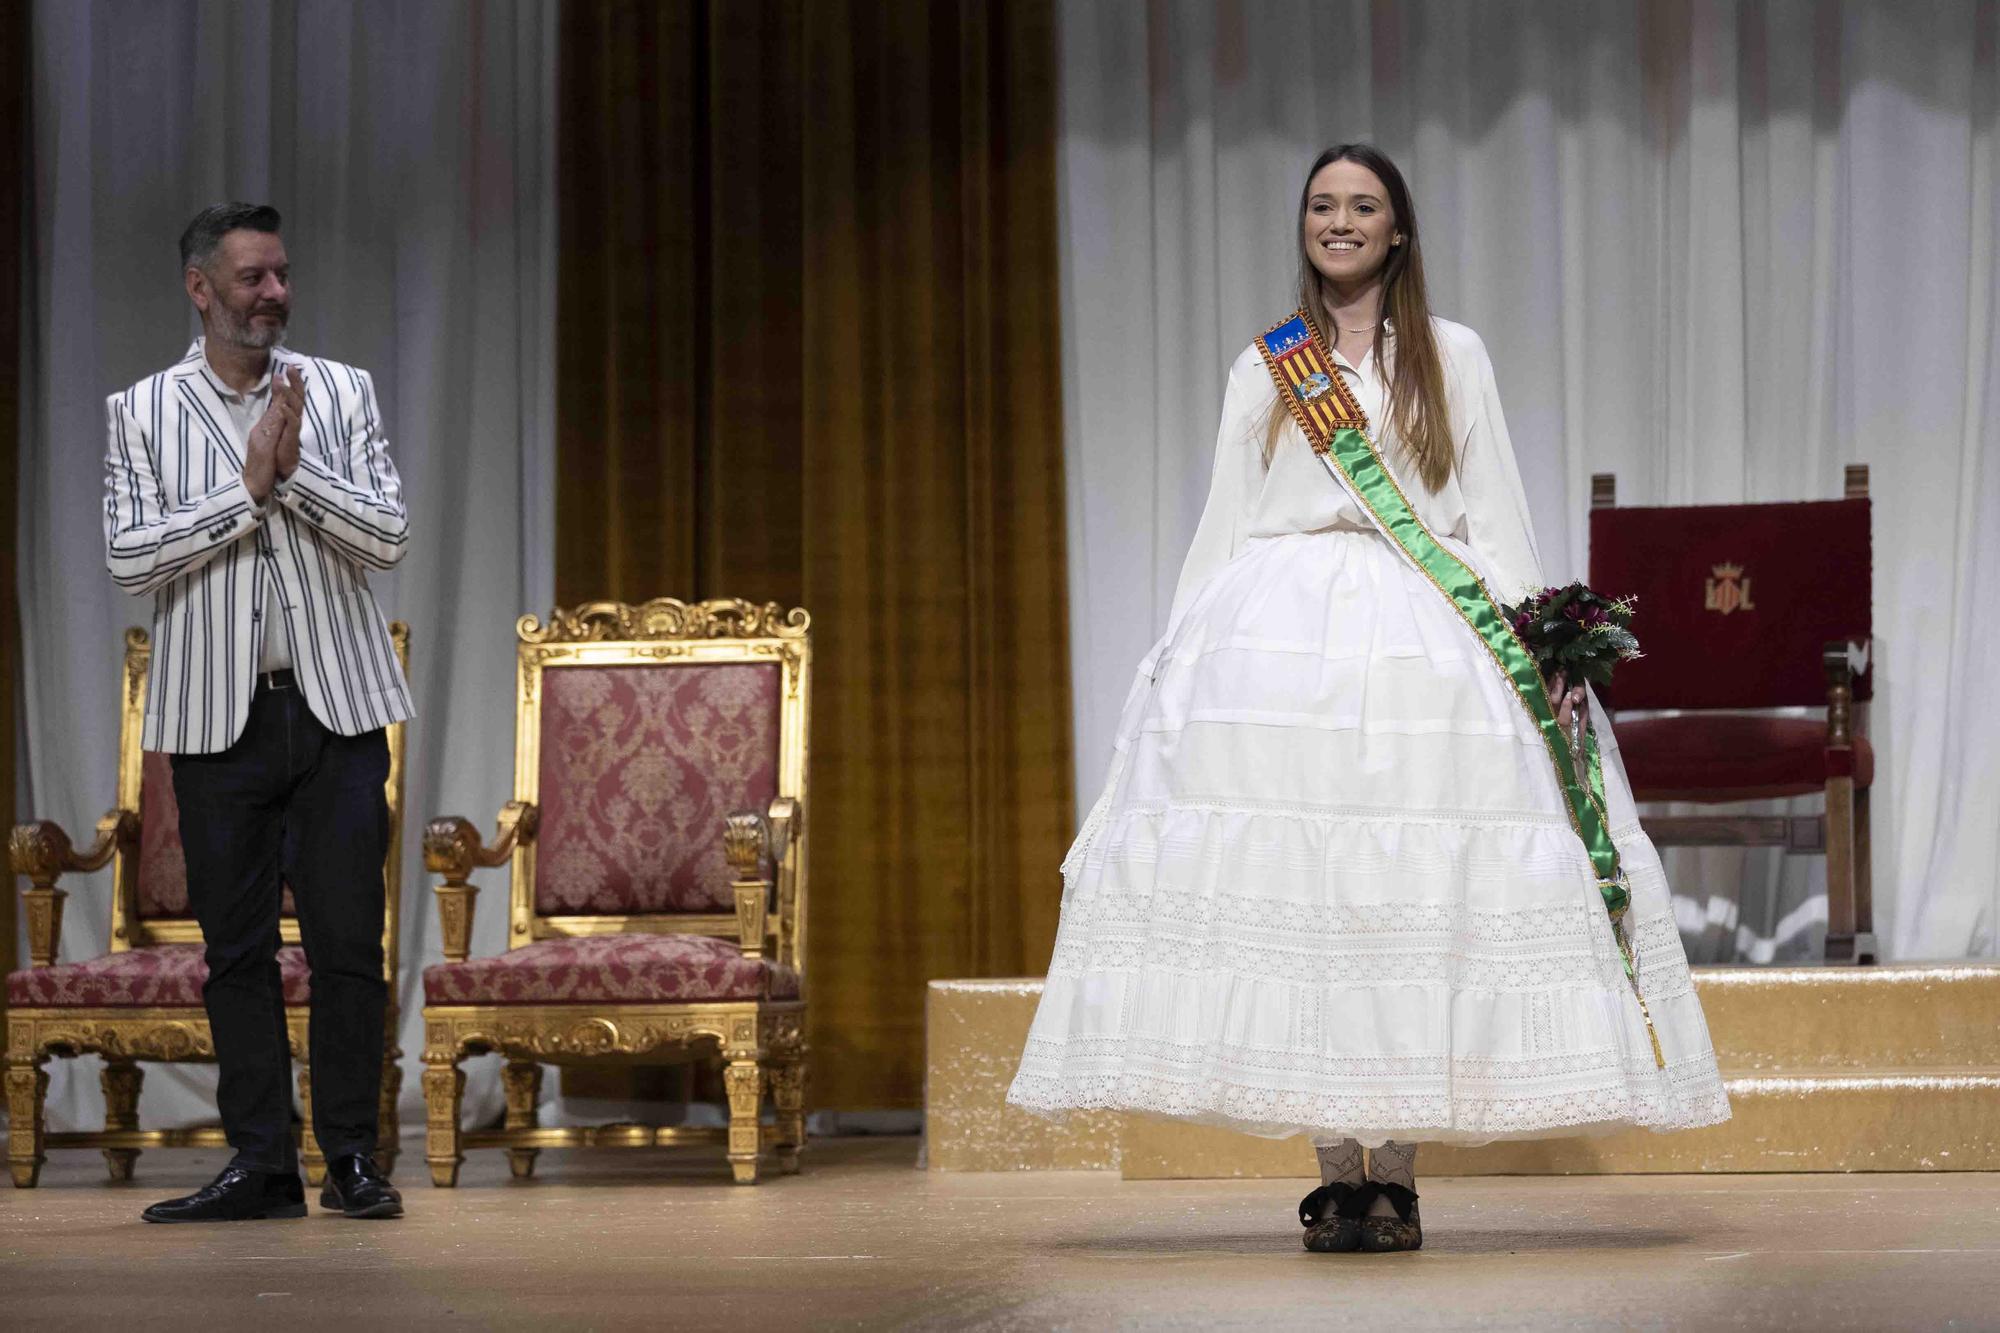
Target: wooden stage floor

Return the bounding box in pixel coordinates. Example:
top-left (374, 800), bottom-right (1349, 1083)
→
top-left (4, 1137), bottom-right (1998, 1330)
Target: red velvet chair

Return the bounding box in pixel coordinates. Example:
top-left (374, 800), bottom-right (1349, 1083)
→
top-left (1588, 468), bottom-right (1874, 962)
top-left (418, 599), bottom-right (809, 1185)
top-left (7, 626), bottom-right (409, 1187)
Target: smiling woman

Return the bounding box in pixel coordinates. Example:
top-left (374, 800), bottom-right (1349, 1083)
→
top-left (1010, 142), bottom-right (1730, 1257)
top-left (1268, 145), bottom-right (1453, 494)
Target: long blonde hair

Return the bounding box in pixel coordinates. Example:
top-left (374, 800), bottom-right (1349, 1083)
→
top-left (1263, 145), bottom-right (1455, 492)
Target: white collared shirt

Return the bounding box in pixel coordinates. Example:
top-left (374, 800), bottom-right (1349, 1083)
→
top-left (1168, 315), bottom-right (1548, 633)
top-left (199, 350), bottom-right (293, 674)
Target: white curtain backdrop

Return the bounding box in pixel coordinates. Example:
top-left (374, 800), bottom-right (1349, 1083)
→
top-left (1058, 0), bottom-right (2000, 962)
top-left (18, 0), bottom-right (556, 1137)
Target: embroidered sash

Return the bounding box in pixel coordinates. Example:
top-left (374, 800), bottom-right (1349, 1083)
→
top-left (1255, 309), bottom-right (1663, 1067)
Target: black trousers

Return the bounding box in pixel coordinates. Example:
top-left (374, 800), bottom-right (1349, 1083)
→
top-left (170, 674), bottom-right (390, 1174)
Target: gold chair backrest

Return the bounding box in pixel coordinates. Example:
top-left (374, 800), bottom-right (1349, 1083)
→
top-left (505, 599), bottom-right (810, 979)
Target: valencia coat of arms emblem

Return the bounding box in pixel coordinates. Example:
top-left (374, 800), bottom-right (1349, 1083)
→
top-left (1704, 562), bottom-right (1755, 615)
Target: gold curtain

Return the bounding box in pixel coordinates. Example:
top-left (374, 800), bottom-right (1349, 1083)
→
top-left (557, 0), bottom-right (1072, 1109)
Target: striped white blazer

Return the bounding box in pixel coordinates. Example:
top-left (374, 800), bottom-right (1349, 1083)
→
top-left (103, 340), bottom-right (416, 754)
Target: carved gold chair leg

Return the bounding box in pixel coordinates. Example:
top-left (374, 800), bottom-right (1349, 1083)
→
top-left (100, 1059), bottom-right (144, 1182)
top-left (770, 1055), bottom-right (807, 1175)
top-left (378, 1054), bottom-right (404, 1178)
top-left (297, 1065), bottom-right (328, 1186)
top-left (502, 1060), bottom-right (544, 1180)
top-left (423, 1056), bottom-right (466, 1187)
top-left (7, 1053), bottom-right (50, 1188)
top-left (723, 1051), bottom-right (766, 1185)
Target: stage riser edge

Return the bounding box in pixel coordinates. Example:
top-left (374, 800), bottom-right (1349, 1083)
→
top-left (925, 967), bottom-right (2000, 1176)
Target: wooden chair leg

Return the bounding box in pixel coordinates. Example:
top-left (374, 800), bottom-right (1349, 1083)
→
top-left (723, 1052), bottom-right (766, 1185)
top-left (422, 1056), bottom-right (465, 1187)
top-left (100, 1060), bottom-right (144, 1182)
top-left (298, 1065), bottom-right (327, 1186)
top-left (770, 1056), bottom-right (807, 1175)
top-left (377, 1056), bottom-right (404, 1178)
top-left (502, 1060), bottom-right (543, 1180)
top-left (1823, 775), bottom-right (1858, 963)
top-left (6, 1052), bottom-right (49, 1188)
top-left (1854, 784), bottom-right (1877, 963)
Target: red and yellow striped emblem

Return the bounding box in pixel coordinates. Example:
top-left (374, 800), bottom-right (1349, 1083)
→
top-left (1255, 310), bottom-right (1368, 455)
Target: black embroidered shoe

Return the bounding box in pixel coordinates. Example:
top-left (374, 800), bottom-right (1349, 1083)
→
top-left (319, 1152), bottom-right (403, 1219)
top-left (1358, 1182), bottom-right (1422, 1252)
top-left (141, 1167), bottom-right (307, 1223)
top-left (1298, 1181), bottom-right (1371, 1253)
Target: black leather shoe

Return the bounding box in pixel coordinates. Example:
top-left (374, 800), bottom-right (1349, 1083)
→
top-left (319, 1153), bottom-right (403, 1219)
top-left (142, 1167), bottom-right (307, 1223)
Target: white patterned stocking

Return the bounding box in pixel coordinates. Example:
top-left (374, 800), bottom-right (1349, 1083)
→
top-left (1313, 1138), bottom-right (1364, 1187)
top-left (1366, 1141), bottom-right (1419, 1217)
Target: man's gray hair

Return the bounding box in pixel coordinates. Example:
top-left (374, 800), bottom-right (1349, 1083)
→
top-left (179, 202), bottom-right (282, 272)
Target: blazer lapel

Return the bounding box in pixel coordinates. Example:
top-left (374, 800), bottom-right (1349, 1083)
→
top-left (174, 362), bottom-right (247, 472)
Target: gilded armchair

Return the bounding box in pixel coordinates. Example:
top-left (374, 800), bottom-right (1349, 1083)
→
top-left (419, 598), bottom-right (809, 1186)
top-left (6, 625), bottom-right (410, 1187)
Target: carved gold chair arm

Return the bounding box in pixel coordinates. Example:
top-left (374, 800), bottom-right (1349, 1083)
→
top-left (9, 809), bottom-right (139, 968)
top-left (766, 797), bottom-right (804, 966)
top-left (765, 796), bottom-right (800, 865)
top-left (723, 811), bottom-right (774, 961)
top-left (423, 801), bottom-right (539, 963)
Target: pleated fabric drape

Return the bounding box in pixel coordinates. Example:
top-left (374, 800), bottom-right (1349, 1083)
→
top-left (557, 0), bottom-right (1072, 1108)
top-left (0, 0), bottom-right (23, 999)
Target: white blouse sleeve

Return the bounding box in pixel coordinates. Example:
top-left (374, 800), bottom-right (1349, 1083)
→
top-left (1165, 348), bottom-right (1270, 635)
top-left (1456, 331), bottom-right (1547, 605)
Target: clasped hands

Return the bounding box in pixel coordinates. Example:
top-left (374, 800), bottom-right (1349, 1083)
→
top-left (242, 365), bottom-right (307, 503)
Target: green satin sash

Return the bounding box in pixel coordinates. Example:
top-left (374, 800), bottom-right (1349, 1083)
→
top-left (1254, 309), bottom-right (1662, 1067)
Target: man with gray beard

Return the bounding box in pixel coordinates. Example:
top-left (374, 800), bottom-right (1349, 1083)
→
top-left (104, 202), bottom-right (414, 1222)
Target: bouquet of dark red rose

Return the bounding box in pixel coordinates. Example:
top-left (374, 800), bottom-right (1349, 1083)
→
top-left (1501, 583), bottom-right (1641, 689)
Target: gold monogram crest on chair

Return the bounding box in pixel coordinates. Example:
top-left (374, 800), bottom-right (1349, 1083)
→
top-left (418, 598), bottom-right (810, 1185)
top-left (5, 626), bottom-right (411, 1188)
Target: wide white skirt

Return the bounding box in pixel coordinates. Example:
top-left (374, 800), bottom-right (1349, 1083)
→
top-left (1008, 528), bottom-right (1732, 1146)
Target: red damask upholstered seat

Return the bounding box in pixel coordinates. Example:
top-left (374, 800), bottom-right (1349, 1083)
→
top-left (421, 934), bottom-right (799, 1007)
top-left (7, 943), bottom-right (311, 1009)
top-left (1614, 716), bottom-right (1876, 802)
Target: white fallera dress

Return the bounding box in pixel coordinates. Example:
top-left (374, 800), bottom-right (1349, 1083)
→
top-left (1009, 318), bottom-right (1731, 1146)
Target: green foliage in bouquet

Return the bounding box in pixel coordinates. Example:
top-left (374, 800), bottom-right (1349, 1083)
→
top-left (1501, 583), bottom-right (1641, 688)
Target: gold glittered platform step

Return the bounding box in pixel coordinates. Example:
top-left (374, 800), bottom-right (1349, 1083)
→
top-left (924, 965), bottom-right (2000, 1176)
top-left (1118, 1071), bottom-right (2000, 1178)
top-left (1693, 965), bottom-right (2000, 1071)
top-left (926, 979), bottom-right (1120, 1172)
